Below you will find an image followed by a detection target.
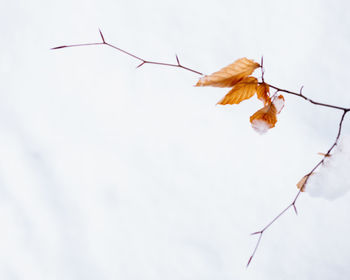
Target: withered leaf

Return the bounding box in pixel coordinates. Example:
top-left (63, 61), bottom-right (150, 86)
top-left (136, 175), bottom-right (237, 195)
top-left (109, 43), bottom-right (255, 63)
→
top-left (217, 77), bottom-right (258, 105)
top-left (195, 58), bottom-right (260, 88)
top-left (257, 83), bottom-right (270, 105)
top-left (250, 102), bottom-right (277, 134)
top-left (297, 173), bottom-right (313, 192)
top-left (318, 152), bottom-right (331, 157)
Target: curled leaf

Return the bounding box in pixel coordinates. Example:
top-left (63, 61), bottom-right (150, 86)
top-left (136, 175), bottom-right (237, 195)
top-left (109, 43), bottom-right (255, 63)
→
top-left (195, 58), bottom-right (260, 88)
top-left (250, 102), bottom-right (277, 134)
top-left (217, 77), bottom-right (258, 105)
top-left (257, 83), bottom-right (270, 105)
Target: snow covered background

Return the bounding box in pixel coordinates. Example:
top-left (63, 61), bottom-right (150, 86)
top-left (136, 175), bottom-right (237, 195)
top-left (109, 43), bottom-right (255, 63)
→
top-left (1, 0), bottom-right (350, 279)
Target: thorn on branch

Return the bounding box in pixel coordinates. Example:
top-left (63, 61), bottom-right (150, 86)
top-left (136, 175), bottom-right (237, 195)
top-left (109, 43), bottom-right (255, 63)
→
top-left (175, 54), bottom-right (180, 65)
top-left (99, 28), bottom-right (106, 43)
top-left (293, 204), bottom-right (298, 215)
top-left (136, 61), bottom-right (146, 68)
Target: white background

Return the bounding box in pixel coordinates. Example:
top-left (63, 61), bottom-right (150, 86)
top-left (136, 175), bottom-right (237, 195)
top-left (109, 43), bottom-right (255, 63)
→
top-left (1, 0), bottom-right (350, 279)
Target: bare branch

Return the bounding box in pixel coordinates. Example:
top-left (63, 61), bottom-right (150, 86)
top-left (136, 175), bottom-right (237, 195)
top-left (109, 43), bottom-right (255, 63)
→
top-left (266, 83), bottom-right (349, 111)
top-left (52, 30), bottom-right (203, 75)
top-left (247, 109), bottom-right (349, 267)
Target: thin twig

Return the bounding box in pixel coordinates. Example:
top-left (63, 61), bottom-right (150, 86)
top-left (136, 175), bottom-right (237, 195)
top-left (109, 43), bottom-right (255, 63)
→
top-left (260, 56), bottom-right (265, 83)
top-left (266, 84), bottom-right (349, 111)
top-left (51, 29), bottom-right (203, 75)
top-left (247, 109), bottom-right (349, 267)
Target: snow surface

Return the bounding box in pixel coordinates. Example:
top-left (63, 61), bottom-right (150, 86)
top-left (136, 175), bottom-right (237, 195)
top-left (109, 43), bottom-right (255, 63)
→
top-left (251, 119), bottom-right (272, 134)
top-left (2, 0), bottom-right (350, 280)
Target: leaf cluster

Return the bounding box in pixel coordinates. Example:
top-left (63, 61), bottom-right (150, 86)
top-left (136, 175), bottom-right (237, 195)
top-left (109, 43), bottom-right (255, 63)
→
top-left (195, 58), bottom-right (284, 134)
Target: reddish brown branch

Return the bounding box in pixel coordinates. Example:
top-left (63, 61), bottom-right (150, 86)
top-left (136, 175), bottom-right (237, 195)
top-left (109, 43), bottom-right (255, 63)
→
top-left (247, 109), bottom-right (349, 267)
top-left (52, 32), bottom-right (350, 267)
top-left (260, 56), bottom-right (265, 83)
top-left (51, 29), bottom-right (203, 75)
top-left (266, 84), bottom-right (349, 111)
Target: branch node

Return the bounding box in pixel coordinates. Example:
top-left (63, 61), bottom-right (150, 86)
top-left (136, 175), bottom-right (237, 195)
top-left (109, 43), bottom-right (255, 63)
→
top-left (136, 61), bottom-right (146, 68)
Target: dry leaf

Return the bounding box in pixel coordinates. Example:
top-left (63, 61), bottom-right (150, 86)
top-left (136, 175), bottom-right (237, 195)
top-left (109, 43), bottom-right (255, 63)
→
top-left (257, 83), bottom-right (270, 105)
top-left (318, 152), bottom-right (331, 157)
top-left (250, 102), bottom-right (277, 134)
top-left (272, 95), bottom-right (285, 114)
top-left (297, 173), bottom-right (313, 192)
top-left (217, 77), bottom-right (258, 105)
top-left (195, 58), bottom-right (260, 88)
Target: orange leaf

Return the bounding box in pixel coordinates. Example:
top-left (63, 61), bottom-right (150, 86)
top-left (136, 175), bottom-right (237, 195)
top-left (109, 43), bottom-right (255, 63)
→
top-left (217, 77), bottom-right (258, 105)
top-left (195, 58), bottom-right (260, 88)
top-left (250, 102), bottom-right (277, 134)
top-left (257, 83), bottom-right (270, 105)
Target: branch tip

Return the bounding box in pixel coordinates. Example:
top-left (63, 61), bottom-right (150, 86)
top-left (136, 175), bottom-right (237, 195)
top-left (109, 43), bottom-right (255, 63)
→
top-left (246, 256), bottom-right (253, 267)
top-left (293, 204), bottom-right (298, 215)
top-left (51, 45), bottom-right (67, 50)
top-left (251, 231), bottom-right (262, 235)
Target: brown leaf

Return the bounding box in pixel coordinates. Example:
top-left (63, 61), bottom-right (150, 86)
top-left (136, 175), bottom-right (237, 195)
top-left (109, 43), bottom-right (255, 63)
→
top-left (216, 77), bottom-right (258, 105)
top-left (318, 152), bottom-right (331, 157)
top-left (195, 58), bottom-right (260, 88)
top-left (257, 83), bottom-right (270, 105)
top-left (297, 173), bottom-right (313, 192)
top-left (250, 102), bottom-right (277, 134)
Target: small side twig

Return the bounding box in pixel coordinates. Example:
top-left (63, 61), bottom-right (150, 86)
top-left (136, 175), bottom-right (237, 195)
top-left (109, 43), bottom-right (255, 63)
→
top-left (260, 56), bottom-right (265, 83)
